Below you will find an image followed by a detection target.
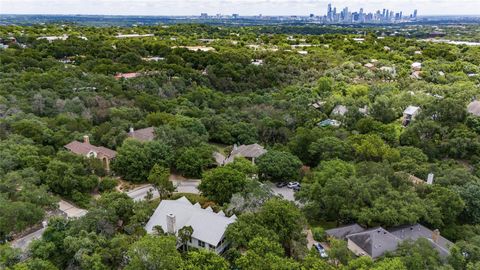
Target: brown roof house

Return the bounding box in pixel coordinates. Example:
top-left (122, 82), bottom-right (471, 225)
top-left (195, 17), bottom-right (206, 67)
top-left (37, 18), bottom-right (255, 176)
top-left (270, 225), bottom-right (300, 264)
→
top-left (128, 127), bottom-right (155, 142)
top-left (64, 135), bottom-right (117, 172)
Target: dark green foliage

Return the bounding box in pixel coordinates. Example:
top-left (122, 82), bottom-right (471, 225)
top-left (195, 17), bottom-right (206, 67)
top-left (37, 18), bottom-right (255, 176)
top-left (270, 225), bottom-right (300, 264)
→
top-left (113, 139), bottom-right (174, 182)
top-left (257, 150), bottom-right (302, 182)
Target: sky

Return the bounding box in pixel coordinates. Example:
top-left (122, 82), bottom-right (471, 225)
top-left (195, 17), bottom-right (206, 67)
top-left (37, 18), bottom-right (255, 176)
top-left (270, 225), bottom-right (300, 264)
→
top-left (1, 0), bottom-right (480, 16)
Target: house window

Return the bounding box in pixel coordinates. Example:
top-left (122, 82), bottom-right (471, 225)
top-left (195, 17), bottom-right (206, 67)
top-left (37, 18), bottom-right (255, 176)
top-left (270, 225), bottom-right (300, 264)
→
top-left (198, 240), bottom-right (205, 247)
top-left (209, 244), bottom-right (215, 250)
top-left (218, 238), bottom-right (225, 246)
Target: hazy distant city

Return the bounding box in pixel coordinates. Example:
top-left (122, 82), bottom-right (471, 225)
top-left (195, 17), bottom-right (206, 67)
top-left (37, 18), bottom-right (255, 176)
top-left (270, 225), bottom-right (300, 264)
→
top-left (199, 3), bottom-right (418, 24)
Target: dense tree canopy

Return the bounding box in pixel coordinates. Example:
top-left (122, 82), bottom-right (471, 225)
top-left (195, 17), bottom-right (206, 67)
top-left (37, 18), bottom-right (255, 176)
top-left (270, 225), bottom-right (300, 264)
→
top-left (2, 22), bottom-right (480, 269)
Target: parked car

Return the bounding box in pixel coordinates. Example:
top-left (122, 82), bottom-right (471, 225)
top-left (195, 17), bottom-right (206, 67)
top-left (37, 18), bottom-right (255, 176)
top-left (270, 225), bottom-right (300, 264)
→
top-left (314, 243), bottom-right (328, 258)
top-left (276, 182), bottom-right (287, 188)
top-left (293, 186), bottom-right (301, 192)
top-left (287, 182), bottom-right (300, 188)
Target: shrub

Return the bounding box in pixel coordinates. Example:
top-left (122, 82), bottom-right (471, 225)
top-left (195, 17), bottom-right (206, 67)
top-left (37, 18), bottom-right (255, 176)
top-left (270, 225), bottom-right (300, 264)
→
top-left (99, 177), bottom-right (118, 192)
top-left (312, 227), bottom-right (326, 242)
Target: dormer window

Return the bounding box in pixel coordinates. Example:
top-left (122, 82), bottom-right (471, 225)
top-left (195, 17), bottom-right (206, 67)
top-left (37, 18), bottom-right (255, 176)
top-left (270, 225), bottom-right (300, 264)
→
top-left (87, 151), bottom-right (97, 158)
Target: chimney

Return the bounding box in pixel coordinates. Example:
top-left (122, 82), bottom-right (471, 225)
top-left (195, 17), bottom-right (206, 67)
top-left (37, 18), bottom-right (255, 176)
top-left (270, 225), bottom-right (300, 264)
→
top-left (129, 127), bottom-right (134, 135)
top-left (432, 229), bottom-right (440, 243)
top-left (83, 135), bottom-right (90, 144)
top-left (166, 213), bottom-right (176, 234)
top-left (427, 173), bottom-right (434, 185)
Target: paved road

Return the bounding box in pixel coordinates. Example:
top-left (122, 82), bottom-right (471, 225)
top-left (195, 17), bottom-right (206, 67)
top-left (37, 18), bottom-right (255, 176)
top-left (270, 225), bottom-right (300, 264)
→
top-left (11, 226), bottom-right (46, 251)
top-left (126, 178), bottom-right (201, 202)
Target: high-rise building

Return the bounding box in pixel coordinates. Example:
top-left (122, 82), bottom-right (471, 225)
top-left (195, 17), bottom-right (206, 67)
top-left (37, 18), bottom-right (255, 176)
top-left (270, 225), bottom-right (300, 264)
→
top-left (324, 3), bottom-right (416, 24)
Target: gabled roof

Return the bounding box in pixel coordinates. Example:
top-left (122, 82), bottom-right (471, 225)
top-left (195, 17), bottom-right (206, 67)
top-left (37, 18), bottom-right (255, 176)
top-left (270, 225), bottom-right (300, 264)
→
top-left (213, 152), bottom-right (226, 165)
top-left (129, 127), bottom-right (155, 142)
top-left (224, 143), bottom-right (267, 164)
top-left (467, 100), bottom-right (480, 116)
top-left (403, 105), bottom-right (420, 115)
top-left (64, 141), bottom-right (116, 158)
top-left (145, 197), bottom-right (236, 246)
top-left (389, 224), bottom-right (453, 257)
top-left (326, 224), bottom-right (365, 240)
top-left (347, 227), bottom-right (401, 259)
top-left (332, 105), bottom-right (348, 116)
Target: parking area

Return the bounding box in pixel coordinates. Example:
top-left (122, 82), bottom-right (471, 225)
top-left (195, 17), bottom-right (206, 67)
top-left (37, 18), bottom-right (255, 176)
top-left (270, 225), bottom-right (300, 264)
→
top-left (271, 185), bottom-right (295, 201)
top-left (126, 175), bottom-right (201, 202)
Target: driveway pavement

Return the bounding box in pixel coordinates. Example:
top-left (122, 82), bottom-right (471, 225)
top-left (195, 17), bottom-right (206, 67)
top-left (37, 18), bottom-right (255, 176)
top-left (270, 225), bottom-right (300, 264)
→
top-left (271, 186), bottom-right (295, 201)
top-left (126, 175), bottom-right (201, 202)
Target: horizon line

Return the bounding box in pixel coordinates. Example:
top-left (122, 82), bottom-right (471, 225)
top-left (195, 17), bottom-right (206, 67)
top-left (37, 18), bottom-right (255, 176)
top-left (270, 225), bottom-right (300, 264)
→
top-left (2, 13), bottom-right (480, 17)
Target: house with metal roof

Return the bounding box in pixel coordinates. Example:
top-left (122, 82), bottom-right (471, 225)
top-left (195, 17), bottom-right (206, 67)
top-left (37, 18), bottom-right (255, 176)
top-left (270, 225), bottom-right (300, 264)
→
top-left (145, 196), bottom-right (237, 254)
top-left (402, 105), bottom-right (420, 126)
top-left (64, 135), bottom-right (116, 171)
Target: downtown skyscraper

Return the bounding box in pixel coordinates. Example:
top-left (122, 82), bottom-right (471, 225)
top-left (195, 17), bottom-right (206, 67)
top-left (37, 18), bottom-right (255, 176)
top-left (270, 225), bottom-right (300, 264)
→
top-left (324, 3), bottom-right (418, 24)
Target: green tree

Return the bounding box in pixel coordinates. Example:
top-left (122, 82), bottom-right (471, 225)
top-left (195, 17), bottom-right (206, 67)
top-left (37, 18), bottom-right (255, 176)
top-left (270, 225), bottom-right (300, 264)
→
top-left (113, 140), bottom-right (173, 183)
top-left (175, 145), bottom-right (214, 178)
top-left (327, 238), bottom-right (353, 266)
top-left (125, 235), bottom-right (183, 270)
top-left (199, 167), bottom-right (247, 205)
top-left (178, 226), bottom-right (194, 252)
top-left (0, 244), bottom-right (21, 269)
top-left (396, 238), bottom-right (443, 270)
top-left (148, 164), bottom-right (174, 199)
top-left (257, 198), bottom-right (306, 256)
top-left (256, 150), bottom-right (302, 182)
top-left (184, 249), bottom-right (229, 270)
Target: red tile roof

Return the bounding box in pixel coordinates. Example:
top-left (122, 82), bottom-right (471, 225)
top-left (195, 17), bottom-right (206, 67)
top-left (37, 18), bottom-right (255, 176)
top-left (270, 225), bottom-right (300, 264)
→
top-left (114, 72), bottom-right (141, 79)
top-left (64, 141), bottom-right (116, 158)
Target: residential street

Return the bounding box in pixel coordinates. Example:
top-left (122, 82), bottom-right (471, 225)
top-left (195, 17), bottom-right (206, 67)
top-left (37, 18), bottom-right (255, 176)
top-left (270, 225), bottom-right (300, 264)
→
top-left (10, 226), bottom-right (46, 251)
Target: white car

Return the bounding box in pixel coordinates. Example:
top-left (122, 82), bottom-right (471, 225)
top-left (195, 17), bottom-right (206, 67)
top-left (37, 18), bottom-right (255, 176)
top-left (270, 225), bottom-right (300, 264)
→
top-left (287, 182), bottom-right (300, 188)
top-left (314, 243), bottom-right (328, 258)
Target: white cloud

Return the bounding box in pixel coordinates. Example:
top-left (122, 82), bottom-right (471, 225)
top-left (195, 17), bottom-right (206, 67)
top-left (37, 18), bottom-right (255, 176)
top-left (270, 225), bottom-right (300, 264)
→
top-left (1, 0), bottom-right (479, 16)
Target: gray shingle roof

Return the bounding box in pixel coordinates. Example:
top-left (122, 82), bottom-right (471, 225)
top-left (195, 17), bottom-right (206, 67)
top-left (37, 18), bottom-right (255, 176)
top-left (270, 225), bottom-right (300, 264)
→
top-left (224, 143), bottom-right (267, 164)
top-left (325, 223), bottom-right (365, 240)
top-left (145, 197), bottom-right (236, 246)
top-left (388, 224), bottom-right (453, 257)
top-left (347, 227), bottom-right (401, 259)
top-left (128, 127), bottom-right (155, 142)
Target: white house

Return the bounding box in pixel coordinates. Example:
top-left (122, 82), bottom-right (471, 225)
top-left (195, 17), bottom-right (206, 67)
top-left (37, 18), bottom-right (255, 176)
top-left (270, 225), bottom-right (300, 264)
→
top-left (331, 104), bottom-right (349, 116)
top-left (402, 105), bottom-right (421, 126)
top-left (145, 197), bottom-right (236, 254)
top-left (411, 62), bottom-right (422, 71)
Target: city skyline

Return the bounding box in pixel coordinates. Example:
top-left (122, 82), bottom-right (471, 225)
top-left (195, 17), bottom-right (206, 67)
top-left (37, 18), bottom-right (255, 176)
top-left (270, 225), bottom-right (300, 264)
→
top-left (1, 0), bottom-right (480, 16)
